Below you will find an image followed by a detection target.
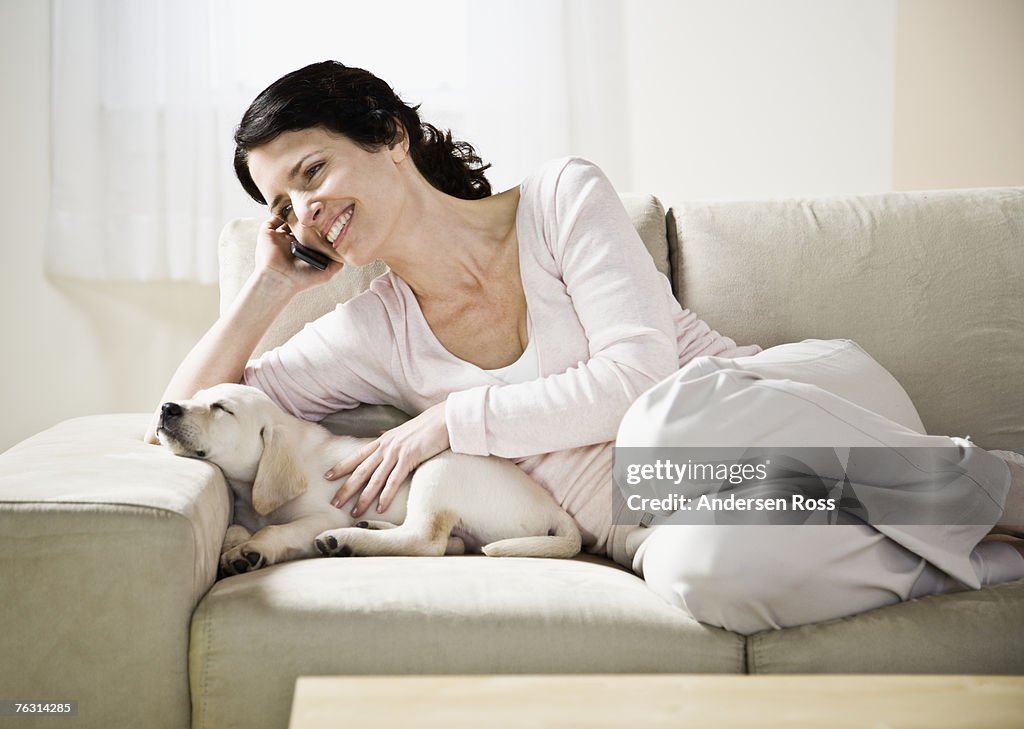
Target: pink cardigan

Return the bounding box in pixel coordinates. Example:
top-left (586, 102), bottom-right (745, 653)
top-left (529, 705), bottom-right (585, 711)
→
top-left (245, 158), bottom-right (759, 565)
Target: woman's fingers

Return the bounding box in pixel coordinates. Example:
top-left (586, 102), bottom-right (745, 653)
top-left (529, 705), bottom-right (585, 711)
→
top-left (328, 445), bottom-right (382, 510)
top-left (325, 441), bottom-right (376, 481)
top-left (255, 215), bottom-right (344, 288)
top-left (376, 458), bottom-right (411, 513)
top-left (327, 443), bottom-right (410, 517)
top-left (353, 454), bottom-right (403, 517)
top-left (325, 403), bottom-right (451, 516)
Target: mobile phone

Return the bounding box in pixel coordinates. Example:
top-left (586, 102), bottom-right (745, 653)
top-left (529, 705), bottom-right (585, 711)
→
top-left (290, 239), bottom-right (330, 270)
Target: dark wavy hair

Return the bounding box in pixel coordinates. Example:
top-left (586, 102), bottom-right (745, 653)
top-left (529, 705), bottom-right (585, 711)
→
top-left (233, 61), bottom-right (491, 203)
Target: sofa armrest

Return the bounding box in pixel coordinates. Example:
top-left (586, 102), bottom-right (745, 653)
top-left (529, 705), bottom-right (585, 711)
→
top-left (0, 414), bottom-right (230, 729)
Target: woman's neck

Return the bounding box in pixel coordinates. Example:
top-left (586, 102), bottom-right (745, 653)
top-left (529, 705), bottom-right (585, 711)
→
top-left (381, 175), bottom-right (521, 301)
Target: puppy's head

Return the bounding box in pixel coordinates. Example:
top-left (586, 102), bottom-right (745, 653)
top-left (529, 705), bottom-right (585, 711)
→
top-left (157, 383), bottom-right (307, 514)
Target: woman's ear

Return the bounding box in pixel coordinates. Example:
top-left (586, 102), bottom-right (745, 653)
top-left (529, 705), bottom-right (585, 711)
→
top-left (389, 123), bottom-right (411, 163)
top-left (252, 425), bottom-right (307, 515)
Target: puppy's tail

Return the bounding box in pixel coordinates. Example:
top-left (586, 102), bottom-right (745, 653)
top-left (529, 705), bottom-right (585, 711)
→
top-left (481, 512), bottom-right (582, 559)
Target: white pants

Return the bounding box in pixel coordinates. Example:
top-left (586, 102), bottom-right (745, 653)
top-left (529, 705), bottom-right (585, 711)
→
top-left (619, 339), bottom-right (1024, 635)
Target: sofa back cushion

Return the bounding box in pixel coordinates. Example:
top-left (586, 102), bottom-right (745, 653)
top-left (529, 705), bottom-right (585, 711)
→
top-left (217, 219), bottom-right (389, 358)
top-left (670, 187), bottom-right (1024, 450)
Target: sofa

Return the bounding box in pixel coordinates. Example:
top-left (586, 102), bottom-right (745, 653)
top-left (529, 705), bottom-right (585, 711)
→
top-left (2, 185), bottom-right (1022, 729)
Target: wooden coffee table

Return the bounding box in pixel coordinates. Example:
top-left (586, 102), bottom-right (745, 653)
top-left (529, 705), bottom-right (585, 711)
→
top-left (289, 674), bottom-right (1024, 728)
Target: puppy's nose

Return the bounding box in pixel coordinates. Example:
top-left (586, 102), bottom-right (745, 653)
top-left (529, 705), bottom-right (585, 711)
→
top-left (161, 402), bottom-right (183, 421)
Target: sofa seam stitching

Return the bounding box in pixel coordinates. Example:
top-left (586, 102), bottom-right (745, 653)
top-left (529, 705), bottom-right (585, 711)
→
top-left (197, 597), bottom-right (213, 729)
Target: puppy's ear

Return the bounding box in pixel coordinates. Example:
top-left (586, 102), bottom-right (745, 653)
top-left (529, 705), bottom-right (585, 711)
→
top-left (252, 425), bottom-right (307, 515)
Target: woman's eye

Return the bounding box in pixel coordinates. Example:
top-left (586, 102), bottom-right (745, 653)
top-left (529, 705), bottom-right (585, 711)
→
top-left (279, 203), bottom-right (293, 220)
top-left (305, 162), bottom-right (323, 180)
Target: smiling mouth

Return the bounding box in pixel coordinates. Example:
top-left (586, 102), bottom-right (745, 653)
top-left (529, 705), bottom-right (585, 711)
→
top-left (325, 205), bottom-right (354, 248)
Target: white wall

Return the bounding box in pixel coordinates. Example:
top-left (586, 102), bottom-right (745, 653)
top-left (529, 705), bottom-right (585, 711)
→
top-left (624, 0), bottom-right (897, 202)
top-left (1, 0), bottom-right (1021, 452)
top-left (0, 0), bottom-right (220, 452)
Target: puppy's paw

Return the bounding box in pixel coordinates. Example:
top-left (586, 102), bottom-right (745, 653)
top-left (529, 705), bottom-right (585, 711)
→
top-left (314, 529), bottom-right (356, 557)
top-left (219, 542), bottom-right (268, 577)
top-left (220, 524), bottom-right (254, 555)
top-left (353, 519), bottom-right (395, 531)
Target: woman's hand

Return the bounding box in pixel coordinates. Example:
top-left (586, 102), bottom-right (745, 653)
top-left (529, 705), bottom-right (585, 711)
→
top-left (326, 401), bottom-right (451, 517)
top-left (142, 217), bottom-right (337, 446)
top-left (254, 215), bottom-right (342, 294)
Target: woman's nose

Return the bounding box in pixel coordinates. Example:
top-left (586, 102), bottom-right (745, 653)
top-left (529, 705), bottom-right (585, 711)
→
top-left (294, 197), bottom-right (324, 227)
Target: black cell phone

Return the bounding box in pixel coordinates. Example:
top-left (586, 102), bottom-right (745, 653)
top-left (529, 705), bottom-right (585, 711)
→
top-left (290, 239), bottom-right (330, 270)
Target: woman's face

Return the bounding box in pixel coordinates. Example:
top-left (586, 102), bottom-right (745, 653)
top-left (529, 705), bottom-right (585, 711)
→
top-left (247, 126), bottom-right (408, 266)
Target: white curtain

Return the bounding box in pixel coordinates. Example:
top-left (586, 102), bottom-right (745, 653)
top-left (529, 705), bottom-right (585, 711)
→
top-left (46, 0), bottom-right (631, 283)
top-left (465, 0), bottom-right (632, 193)
top-left (47, 0), bottom-right (263, 283)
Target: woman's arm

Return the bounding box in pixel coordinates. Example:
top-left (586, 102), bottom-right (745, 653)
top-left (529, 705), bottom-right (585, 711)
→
top-left (330, 158), bottom-right (687, 516)
top-left (444, 158), bottom-right (681, 458)
top-left (144, 217), bottom-right (340, 443)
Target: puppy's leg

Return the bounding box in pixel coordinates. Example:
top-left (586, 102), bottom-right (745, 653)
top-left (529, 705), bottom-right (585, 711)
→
top-left (220, 515), bottom-right (341, 576)
top-left (315, 511), bottom-right (459, 557)
top-left (221, 524), bottom-right (253, 554)
top-left (352, 519), bottom-right (397, 531)
top-left (414, 451), bottom-right (582, 559)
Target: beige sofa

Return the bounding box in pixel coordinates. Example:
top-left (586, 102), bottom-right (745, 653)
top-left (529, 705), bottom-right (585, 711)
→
top-left (2, 186), bottom-right (1022, 729)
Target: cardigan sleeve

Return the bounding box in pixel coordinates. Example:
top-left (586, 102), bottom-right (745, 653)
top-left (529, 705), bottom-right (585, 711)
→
top-left (243, 292), bottom-right (393, 422)
top-left (445, 158), bottom-right (680, 458)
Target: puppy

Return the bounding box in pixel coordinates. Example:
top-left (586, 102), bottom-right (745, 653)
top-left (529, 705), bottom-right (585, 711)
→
top-left (156, 383), bottom-right (581, 576)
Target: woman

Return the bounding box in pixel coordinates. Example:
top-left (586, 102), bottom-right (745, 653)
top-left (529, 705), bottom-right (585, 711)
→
top-left (146, 60), bottom-right (1024, 635)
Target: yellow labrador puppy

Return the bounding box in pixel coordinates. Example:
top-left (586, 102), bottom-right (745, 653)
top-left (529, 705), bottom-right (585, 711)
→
top-left (156, 384), bottom-right (580, 576)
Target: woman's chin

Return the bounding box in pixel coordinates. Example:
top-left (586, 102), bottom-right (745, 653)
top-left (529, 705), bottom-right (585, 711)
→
top-left (333, 249), bottom-right (371, 268)
top-left (332, 235), bottom-right (380, 268)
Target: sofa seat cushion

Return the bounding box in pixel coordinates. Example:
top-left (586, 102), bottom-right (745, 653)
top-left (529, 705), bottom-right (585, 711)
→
top-left (746, 579), bottom-right (1024, 674)
top-left (189, 554), bottom-right (744, 729)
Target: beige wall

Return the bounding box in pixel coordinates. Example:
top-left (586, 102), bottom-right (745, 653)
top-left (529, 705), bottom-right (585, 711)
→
top-left (894, 0), bottom-right (1024, 189)
top-left (0, 1), bottom-right (219, 452)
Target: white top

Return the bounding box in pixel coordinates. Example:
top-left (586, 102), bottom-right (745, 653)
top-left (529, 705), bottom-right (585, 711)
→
top-left (244, 157), bottom-right (759, 565)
